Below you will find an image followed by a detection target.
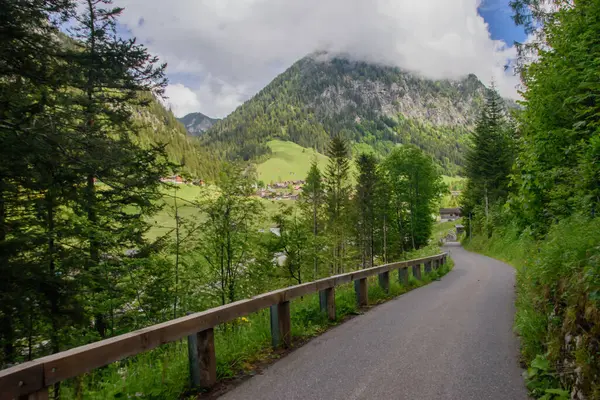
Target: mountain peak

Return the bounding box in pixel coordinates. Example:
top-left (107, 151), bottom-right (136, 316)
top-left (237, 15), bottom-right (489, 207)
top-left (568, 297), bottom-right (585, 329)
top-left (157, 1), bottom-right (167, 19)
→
top-left (178, 112), bottom-right (220, 136)
top-left (204, 55), bottom-right (494, 175)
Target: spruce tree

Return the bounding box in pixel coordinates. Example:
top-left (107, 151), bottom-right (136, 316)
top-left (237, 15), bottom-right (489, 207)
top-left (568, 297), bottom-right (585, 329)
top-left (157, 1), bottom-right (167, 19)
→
top-left (355, 153), bottom-right (378, 268)
top-left (65, 0), bottom-right (170, 338)
top-left (462, 86), bottom-right (514, 235)
top-left (324, 136), bottom-right (351, 273)
top-left (300, 159), bottom-right (325, 278)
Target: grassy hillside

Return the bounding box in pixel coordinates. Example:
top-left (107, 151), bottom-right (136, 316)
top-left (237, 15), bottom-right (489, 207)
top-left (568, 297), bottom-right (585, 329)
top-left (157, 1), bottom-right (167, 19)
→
top-left (257, 140), bottom-right (329, 184)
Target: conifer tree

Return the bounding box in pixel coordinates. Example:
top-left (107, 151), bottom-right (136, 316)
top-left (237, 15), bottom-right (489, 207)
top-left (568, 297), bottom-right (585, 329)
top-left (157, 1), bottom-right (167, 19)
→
top-left (462, 86), bottom-right (514, 235)
top-left (300, 159), bottom-right (325, 278)
top-left (65, 0), bottom-right (170, 338)
top-left (355, 153), bottom-right (378, 269)
top-left (324, 136), bottom-right (351, 274)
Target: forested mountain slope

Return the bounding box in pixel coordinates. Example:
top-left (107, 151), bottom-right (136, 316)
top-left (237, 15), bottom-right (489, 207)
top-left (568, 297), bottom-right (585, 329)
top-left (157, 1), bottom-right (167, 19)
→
top-left (204, 53), bottom-right (491, 175)
top-left (135, 96), bottom-right (219, 180)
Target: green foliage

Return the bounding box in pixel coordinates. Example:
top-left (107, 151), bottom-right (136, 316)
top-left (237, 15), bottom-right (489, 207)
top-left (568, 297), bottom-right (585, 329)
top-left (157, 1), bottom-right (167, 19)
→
top-left (509, 0), bottom-right (600, 232)
top-left (383, 145), bottom-right (445, 253)
top-left (461, 85), bottom-right (515, 237)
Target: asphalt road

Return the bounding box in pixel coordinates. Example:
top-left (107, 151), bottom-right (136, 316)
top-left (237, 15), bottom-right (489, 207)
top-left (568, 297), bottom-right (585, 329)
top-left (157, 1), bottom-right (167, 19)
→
top-left (220, 243), bottom-right (528, 400)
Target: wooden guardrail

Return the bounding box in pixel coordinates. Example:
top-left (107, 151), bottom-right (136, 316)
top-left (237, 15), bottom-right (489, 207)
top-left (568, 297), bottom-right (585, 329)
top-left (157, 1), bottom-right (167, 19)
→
top-left (0, 253), bottom-right (448, 400)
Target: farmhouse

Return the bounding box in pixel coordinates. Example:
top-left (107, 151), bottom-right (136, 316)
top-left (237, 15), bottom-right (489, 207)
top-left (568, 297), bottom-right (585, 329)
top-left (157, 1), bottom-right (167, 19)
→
top-left (440, 207), bottom-right (462, 222)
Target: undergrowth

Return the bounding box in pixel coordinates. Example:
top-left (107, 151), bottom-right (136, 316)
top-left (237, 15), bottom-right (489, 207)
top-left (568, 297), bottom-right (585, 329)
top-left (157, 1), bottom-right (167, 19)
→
top-left (59, 246), bottom-right (452, 399)
top-left (464, 215), bottom-right (600, 399)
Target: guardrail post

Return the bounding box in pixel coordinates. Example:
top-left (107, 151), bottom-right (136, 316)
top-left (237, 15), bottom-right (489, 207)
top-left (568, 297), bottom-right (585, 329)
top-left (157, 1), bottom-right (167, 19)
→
top-left (270, 301), bottom-right (291, 348)
top-left (378, 271), bottom-right (390, 293)
top-left (19, 388), bottom-right (49, 400)
top-left (424, 261), bottom-right (432, 274)
top-left (188, 328), bottom-right (216, 389)
top-left (398, 268), bottom-right (409, 286)
top-left (354, 278), bottom-right (368, 306)
top-left (412, 264), bottom-right (422, 281)
top-left (320, 287), bottom-right (336, 321)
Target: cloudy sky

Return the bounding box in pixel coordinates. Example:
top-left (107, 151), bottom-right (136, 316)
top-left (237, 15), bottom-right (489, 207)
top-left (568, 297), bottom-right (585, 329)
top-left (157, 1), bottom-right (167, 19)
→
top-left (115, 0), bottom-right (526, 118)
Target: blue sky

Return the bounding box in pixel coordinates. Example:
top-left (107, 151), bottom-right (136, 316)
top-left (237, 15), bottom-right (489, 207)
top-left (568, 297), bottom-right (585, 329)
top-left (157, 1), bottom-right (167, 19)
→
top-left (478, 0), bottom-right (527, 44)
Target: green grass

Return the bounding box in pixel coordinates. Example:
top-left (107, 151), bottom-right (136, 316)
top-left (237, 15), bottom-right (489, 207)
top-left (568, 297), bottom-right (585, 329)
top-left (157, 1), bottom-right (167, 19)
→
top-left (257, 140), bottom-right (329, 184)
top-left (59, 245), bottom-right (453, 399)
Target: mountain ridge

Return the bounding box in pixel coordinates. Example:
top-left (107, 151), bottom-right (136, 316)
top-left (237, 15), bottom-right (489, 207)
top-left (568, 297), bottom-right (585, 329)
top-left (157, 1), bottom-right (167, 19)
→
top-left (202, 54), bottom-right (495, 175)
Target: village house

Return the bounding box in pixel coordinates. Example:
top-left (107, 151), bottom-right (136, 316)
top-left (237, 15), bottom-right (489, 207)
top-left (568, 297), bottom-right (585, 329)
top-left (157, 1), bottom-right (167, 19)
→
top-left (439, 207), bottom-right (462, 222)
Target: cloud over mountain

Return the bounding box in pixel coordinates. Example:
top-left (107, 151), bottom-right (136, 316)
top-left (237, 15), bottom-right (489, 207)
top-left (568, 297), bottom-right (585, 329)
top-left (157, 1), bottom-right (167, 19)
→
top-left (117, 0), bottom-right (520, 118)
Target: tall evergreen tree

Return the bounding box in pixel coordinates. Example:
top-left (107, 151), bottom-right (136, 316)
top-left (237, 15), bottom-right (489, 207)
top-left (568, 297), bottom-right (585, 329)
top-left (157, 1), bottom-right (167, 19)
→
top-left (65, 0), bottom-right (170, 338)
top-left (324, 136), bottom-right (351, 273)
top-left (461, 86), bottom-right (514, 235)
top-left (0, 0), bottom-right (77, 365)
top-left (355, 153), bottom-right (378, 268)
top-left (300, 159), bottom-right (325, 278)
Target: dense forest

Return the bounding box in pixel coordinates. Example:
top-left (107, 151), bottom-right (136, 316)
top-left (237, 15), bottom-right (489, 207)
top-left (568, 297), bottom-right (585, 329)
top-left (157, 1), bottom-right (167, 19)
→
top-left (462, 0), bottom-right (600, 398)
top-left (203, 55), bottom-right (491, 175)
top-left (0, 2), bottom-right (446, 398)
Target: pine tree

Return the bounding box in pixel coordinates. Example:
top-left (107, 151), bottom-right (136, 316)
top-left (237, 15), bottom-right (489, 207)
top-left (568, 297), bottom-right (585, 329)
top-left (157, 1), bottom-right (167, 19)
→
top-left (62, 0), bottom-right (170, 338)
top-left (300, 159), bottom-right (325, 278)
top-left (0, 0), bottom-right (77, 365)
top-left (355, 153), bottom-right (378, 268)
top-left (462, 86), bottom-right (514, 235)
top-left (324, 136), bottom-right (351, 273)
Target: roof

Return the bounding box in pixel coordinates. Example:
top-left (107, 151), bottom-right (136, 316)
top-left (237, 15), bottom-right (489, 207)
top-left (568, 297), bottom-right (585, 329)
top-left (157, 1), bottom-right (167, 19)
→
top-left (439, 208), bottom-right (461, 214)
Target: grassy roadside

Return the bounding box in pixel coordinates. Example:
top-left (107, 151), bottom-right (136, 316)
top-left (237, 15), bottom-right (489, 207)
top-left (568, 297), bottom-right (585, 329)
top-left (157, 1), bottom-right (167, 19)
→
top-left (60, 244), bottom-right (453, 399)
top-left (463, 217), bottom-right (600, 399)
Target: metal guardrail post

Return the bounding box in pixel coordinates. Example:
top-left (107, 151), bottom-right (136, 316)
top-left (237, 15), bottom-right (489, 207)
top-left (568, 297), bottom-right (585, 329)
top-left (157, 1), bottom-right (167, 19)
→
top-left (355, 278), bottom-right (368, 306)
top-left (378, 271), bottom-right (390, 293)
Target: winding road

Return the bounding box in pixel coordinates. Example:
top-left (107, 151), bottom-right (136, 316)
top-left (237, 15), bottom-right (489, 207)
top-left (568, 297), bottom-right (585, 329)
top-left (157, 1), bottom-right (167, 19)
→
top-left (220, 243), bottom-right (528, 400)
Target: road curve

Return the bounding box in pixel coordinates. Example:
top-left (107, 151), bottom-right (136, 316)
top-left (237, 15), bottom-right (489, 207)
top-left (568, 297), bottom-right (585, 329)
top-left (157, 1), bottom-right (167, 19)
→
top-left (220, 244), bottom-right (528, 400)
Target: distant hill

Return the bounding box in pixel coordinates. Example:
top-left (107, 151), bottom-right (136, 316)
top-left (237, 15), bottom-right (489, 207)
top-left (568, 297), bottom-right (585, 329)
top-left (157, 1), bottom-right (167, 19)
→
top-left (135, 96), bottom-right (219, 180)
top-left (203, 53), bottom-right (497, 175)
top-left (178, 112), bottom-right (220, 136)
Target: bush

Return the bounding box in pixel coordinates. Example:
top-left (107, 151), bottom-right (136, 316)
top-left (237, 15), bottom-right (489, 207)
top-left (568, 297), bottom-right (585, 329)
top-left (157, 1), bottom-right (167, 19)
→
top-left (465, 214), bottom-right (600, 398)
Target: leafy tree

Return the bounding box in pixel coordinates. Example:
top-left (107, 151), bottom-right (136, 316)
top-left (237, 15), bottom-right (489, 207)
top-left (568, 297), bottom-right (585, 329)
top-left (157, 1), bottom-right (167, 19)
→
top-left (272, 206), bottom-right (311, 285)
top-left (196, 163), bottom-right (263, 305)
top-left (383, 146), bottom-right (444, 253)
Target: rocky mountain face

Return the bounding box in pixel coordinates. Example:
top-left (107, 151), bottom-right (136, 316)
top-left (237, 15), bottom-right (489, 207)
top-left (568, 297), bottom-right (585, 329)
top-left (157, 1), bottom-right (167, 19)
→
top-left (178, 112), bottom-right (219, 136)
top-left (203, 54), bottom-right (494, 175)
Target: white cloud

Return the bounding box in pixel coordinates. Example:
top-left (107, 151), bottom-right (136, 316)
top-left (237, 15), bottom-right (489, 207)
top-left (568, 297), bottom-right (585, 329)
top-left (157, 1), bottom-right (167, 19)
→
top-left (117, 0), bottom-right (522, 117)
top-left (163, 83), bottom-right (201, 117)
